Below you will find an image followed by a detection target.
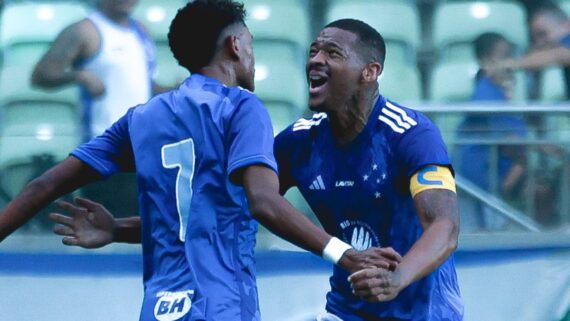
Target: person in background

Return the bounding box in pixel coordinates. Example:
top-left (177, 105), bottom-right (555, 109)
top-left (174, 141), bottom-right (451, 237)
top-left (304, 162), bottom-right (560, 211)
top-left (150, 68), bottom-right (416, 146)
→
top-left (498, 2), bottom-right (570, 100)
top-left (31, 0), bottom-right (167, 141)
top-left (458, 32), bottom-right (555, 229)
top-left (1, 2), bottom-right (396, 320)
top-left (31, 0), bottom-right (170, 222)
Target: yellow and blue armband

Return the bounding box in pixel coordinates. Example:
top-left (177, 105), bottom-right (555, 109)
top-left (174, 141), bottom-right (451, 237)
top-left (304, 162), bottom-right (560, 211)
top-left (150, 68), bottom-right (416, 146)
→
top-left (410, 165), bottom-right (456, 198)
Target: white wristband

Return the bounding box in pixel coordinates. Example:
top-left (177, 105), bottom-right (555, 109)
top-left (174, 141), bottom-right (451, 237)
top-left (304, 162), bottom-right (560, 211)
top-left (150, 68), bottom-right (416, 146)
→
top-left (322, 237), bottom-right (353, 265)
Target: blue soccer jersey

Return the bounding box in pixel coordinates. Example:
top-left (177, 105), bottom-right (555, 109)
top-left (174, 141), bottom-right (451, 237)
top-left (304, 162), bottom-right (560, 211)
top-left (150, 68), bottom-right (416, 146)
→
top-left (72, 74), bottom-right (277, 321)
top-left (275, 96), bottom-right (463, 321)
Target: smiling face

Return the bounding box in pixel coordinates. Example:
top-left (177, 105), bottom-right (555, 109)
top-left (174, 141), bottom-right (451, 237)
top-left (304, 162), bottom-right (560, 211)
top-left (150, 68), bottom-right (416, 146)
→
top-left (306, 27), bottom-right (369, 112)
top-left (486, 39), bottom-right (514, 94)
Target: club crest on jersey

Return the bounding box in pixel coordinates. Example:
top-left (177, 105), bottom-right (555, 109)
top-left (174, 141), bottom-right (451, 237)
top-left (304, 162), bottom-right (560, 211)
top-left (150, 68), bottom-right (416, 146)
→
top-left (154, 290), bottom-right (194, 321)
top-left (339, 220), bottom-right (380, 251)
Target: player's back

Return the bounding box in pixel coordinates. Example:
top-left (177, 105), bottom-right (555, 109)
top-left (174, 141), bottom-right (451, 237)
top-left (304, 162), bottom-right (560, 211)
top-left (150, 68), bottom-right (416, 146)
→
top-left (128, 74), bottom-right (266, 321)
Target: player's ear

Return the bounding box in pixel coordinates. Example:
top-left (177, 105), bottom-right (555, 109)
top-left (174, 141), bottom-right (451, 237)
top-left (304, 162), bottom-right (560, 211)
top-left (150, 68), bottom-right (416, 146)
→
top-left (362, 61), bottom-right (382, 83)
top-left (224, 35), bottom-right (241, 60)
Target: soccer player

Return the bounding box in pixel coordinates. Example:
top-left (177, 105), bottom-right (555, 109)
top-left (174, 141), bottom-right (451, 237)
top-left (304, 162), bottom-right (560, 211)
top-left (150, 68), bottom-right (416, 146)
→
top-left (0, 2), bottom-right (398, 320)
top-left (48, 13), bottom-right (461, 321)
top-left (274, 19), bottom-right (464, 320)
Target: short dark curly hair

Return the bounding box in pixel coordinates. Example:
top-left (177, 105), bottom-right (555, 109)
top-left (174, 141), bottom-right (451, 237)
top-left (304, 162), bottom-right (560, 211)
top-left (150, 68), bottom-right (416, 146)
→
top-left (324, 19), bottom-right (386, 66)
top-left (474, 32), bottom-right (510, 61)
top-left (168, 0), bottom-right (247, 73)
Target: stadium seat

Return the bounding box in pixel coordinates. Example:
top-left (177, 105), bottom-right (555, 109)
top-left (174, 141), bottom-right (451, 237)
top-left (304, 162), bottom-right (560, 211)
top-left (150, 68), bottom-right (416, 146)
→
top-left (255, 43), bottom-right (307, 111)
top-left (0, 66), bottom-right (81, 179)
top-left (132, 1), bottom-right (185, 42)
top-left (242, 0), bottom-right (310, 50)
top-left (561, 1), bottom-right (570, 18)
top-left (0, 132), bottom-right (79, 230)
top-left (154, 44), bottom-right (189, 87)
top-left (379, 62), bottom-right (422, 103)
top-left (265, 102), bottom-right (299, 134)
top-left (0, 66), bottom-right (79, 105)
top-left (0, 2), bottom-right (88, 66)
top-left (430, 60), bottom-right (527, 102)
top-left (430, 61), bottom-right (479, 102)
top-left (433, 1), bottom-right (528, 62)
top-left (326, 0), bottom-right (420, 65)
top-left (540, 67), bottom-right (566, 102)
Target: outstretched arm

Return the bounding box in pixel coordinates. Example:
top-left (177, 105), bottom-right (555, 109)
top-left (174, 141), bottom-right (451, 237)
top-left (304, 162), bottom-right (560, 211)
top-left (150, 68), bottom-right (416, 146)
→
top-left (50, 197), bottom-right (141, 248)
top-left (350, 176), bottom-right (459, 302)
top-left (503, 46), bottom-right (570, 70)
top-left (242, 164), bottom-right (401, 273)
top-left (0, 156), bottom-right (102, 241)
top-left (50, 170), bottom-right (401, 271)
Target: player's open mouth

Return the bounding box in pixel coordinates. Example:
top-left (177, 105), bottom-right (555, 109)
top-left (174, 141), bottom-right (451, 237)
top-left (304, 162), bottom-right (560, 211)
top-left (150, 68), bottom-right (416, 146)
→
top-left (309, 72), bottom-right (328, 95)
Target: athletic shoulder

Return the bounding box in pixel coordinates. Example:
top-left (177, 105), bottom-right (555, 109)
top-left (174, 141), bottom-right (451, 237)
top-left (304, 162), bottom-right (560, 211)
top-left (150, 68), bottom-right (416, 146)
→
top-left (275, 112), bottom-right (327, 148)
top-left (378, 99), bottom-right (435, 134)
top-left (376, 98), bottom-right (442, 148)
top-left (379, 99), bottom-right (451, 176)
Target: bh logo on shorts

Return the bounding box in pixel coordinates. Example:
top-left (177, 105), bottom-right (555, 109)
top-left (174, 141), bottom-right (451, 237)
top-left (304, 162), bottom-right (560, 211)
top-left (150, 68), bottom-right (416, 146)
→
top-left (340, 220), bottom-right (379, 251)
top-left (154, 290), bottom-right (194, 321)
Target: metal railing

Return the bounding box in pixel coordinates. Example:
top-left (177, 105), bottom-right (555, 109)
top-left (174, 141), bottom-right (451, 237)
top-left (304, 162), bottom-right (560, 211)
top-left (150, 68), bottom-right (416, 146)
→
top-left (415, 103), bottom-right (570, 232)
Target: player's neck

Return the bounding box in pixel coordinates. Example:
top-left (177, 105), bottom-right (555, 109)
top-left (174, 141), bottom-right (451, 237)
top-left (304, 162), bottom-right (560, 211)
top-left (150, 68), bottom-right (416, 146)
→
top-left (329, 90), bottom-right (379, 145)
top-left (200, 63), bottom-right (240, 88)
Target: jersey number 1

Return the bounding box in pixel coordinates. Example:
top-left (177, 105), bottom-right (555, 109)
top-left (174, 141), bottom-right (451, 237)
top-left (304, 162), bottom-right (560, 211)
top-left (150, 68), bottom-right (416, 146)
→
top-left (161, 138), bottom-right (195, 242)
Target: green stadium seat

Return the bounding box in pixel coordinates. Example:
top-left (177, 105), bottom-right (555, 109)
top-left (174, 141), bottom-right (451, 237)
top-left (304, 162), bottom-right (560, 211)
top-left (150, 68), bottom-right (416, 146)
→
top-left (540, 67), bottom-right (566, 102)
top-left (154, 44), bottom-right (189, 87)
top-left (431, 61), bottom-right (479, 102)
top-left (0, 2), bottom-right (88, 47)
top-left (242, 0), bottom-right (310, 49)
top-left (2, 42), bottom-right (49, 68)
top-left (254, 43), bottom-right (307, 111)
top-left (561, 1), bottom-right (570, 18)
top-left (0, 133), bottom-right (79, 230)
top-left (326, 0), bottom-right (420, 63)
top-left (265, 102), bottom-right (299, 134)
top-left (430, 60), bottom-right (527, 102)
top-left (0, 66), bottom-right (79, 105)
top-left (132, 1), bottom-right (185, 42)
top-left (1, 100), bottom-right (78, 137)
top-left (379, 62), bottom-right (422, 103)
top-left (0, 2), bottom-right (88, 66)
top-left (433, 1), bottom-right (528, 62)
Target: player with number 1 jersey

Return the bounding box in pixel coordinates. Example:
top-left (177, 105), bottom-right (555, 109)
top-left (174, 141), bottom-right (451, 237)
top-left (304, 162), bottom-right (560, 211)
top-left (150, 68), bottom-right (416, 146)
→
top-left (71, 74), bottom-right (276, 321)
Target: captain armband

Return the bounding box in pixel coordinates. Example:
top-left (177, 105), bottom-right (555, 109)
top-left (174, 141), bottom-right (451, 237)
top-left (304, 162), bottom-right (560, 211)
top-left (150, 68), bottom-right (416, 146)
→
top-left (410, 165), bottom-right (456, 198)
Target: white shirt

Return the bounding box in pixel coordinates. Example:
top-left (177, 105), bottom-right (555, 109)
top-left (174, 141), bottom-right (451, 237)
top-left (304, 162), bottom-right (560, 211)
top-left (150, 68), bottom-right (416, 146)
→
top-left (80, 11), bottom-right (154, 138)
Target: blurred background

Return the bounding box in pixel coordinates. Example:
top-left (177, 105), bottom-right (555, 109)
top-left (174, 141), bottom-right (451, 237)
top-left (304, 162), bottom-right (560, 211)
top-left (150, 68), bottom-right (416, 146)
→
top-left (0, 0), bottom-right (569, 320)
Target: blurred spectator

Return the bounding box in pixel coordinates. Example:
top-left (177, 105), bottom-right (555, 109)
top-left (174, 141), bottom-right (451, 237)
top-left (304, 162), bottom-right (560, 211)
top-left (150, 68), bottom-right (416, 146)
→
top-left (32, 0), bottom-right (165, 141)
top-left (498, 2), bottom-right (570, 100)
top-left (456, 33), bottom-right (529, 231)
top-left (31, 0), bottom-right (162, 221)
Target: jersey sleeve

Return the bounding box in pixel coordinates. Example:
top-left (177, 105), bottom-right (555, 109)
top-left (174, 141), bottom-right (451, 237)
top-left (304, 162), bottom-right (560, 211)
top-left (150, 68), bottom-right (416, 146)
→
top-left (274, 126), bottom-right (297, 193)
top-left (70, 109), bottom-right (135, 177)
top-left (396, 119), bottom-right (453, 178)
top-left (226, 95), bottom-right (278, 182)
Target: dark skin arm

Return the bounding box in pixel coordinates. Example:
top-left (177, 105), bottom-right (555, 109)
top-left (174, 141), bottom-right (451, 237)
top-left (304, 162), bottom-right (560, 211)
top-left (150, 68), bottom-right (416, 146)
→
top-left (50, 164), bottom-right (402, 272)
top-left (50, 197), bottom-right (140, 248)
top-left (0, 157), bottom-right (102, 241)
top-left (31, 20), bottom-right (105, 97)
top-left (349, 188), bottom-right (459, 302)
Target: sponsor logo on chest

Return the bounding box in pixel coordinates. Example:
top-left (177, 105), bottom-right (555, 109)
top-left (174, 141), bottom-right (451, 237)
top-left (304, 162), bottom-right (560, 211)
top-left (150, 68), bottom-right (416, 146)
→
top-left (335, 180), bottom-right (354, 187)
